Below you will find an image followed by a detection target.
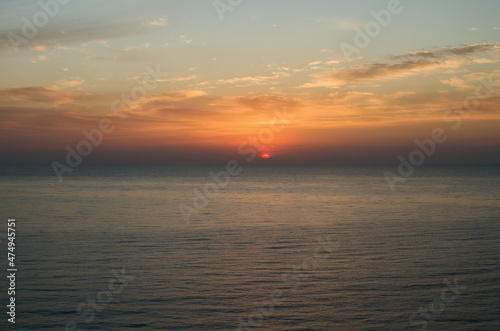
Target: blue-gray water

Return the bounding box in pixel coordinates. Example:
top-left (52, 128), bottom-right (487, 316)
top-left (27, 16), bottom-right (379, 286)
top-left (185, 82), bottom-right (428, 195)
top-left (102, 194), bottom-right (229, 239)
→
top-left (0, 165), bottom-right (499, 330)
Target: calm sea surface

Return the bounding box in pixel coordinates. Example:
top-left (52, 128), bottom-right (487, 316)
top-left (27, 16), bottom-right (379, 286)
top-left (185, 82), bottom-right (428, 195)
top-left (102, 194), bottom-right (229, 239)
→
top-left (0, 165), bottom-right (499, 330)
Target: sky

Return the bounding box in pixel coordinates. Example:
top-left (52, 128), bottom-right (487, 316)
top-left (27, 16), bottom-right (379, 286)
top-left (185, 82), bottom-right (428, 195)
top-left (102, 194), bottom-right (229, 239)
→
top-left (0, 0), bottom-right (499, 165)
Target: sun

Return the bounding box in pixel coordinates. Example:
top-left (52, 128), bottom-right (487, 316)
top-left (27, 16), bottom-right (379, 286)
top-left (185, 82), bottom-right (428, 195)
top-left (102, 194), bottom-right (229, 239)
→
top-left (261, 153), bottom-right (271, 159)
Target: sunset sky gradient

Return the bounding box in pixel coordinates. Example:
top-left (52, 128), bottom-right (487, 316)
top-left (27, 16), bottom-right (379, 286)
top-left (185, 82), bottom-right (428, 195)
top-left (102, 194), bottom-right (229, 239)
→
top-left (1, 0), bottom-right (499, 165)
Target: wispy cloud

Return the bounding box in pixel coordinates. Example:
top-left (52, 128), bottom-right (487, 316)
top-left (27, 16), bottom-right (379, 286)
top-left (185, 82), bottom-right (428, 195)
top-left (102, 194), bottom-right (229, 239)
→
top-left (170, 75), bottom-right (197, 82)
top-left (0, 86), bottom-right (78, 106)
top-left (303, 43), bottom-right (497, 88)
top-left (441, 77), bottom-right (472, 90)
top-left (133, 90), bottom-right (208, 107)
top-left (31, 55), bottom-right (47, 63)
top-left (179, 35), bottom-right (192, 44)
top-left (233, 95), bottom-right (300, 111)
top-left (0, 21), bottom-right (153, 52)
top-left (216, 72), bottom-right (289, 86)
top-left (302, 60), bottom-right (440, 88)
top-left (30, 45), bottom-right (47, 52)
top-left (55, 79), bottom-right (84, 89)
top-left (142, 16), bottom-right (168, 27)
top-left (394, 43), bottom-right (496, 59)
top-left (124, 43), bottom-right (152, 52)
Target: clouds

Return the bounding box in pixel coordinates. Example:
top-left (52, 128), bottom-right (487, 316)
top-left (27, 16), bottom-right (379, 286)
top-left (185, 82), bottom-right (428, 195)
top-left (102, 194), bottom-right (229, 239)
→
top-left (55, 78), bottom-right (84, 88)
top-left (234, 95), bottom-right (300, 112)
top-left (31, 54), bottom-right (48, 63)
top-left (141, 16), bottom-right (167, 27)
top-left (307, 60), bottom-right (440, 88)
top-left (0, 86), bottom-right (79, 106)
top-left (1, 1), bottom-right (500, 165)
top-left (302, 43), bottom-right (498, 88)
top-left (0, 20), bottom-right (160, 52)
top-left (136, 90), bottom-right (207, 104)
top-left (440, 77), bottom-right (472, 90)
top-left (215, 72), bottom-right (289, 86)
top-left (394, 43), bottom-right (496, 60)
top-left (1, 79), bottom-right (499, 165)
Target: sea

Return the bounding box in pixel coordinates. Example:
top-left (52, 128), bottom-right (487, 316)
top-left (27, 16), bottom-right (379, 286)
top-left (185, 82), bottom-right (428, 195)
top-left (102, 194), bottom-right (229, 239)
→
top-left (0, 165), bottom-right (499, 330)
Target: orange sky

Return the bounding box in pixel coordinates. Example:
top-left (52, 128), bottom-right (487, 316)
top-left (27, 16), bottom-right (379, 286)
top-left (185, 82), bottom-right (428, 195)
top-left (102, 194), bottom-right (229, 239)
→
top-left (1, 1), bottom-right (499, 165)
